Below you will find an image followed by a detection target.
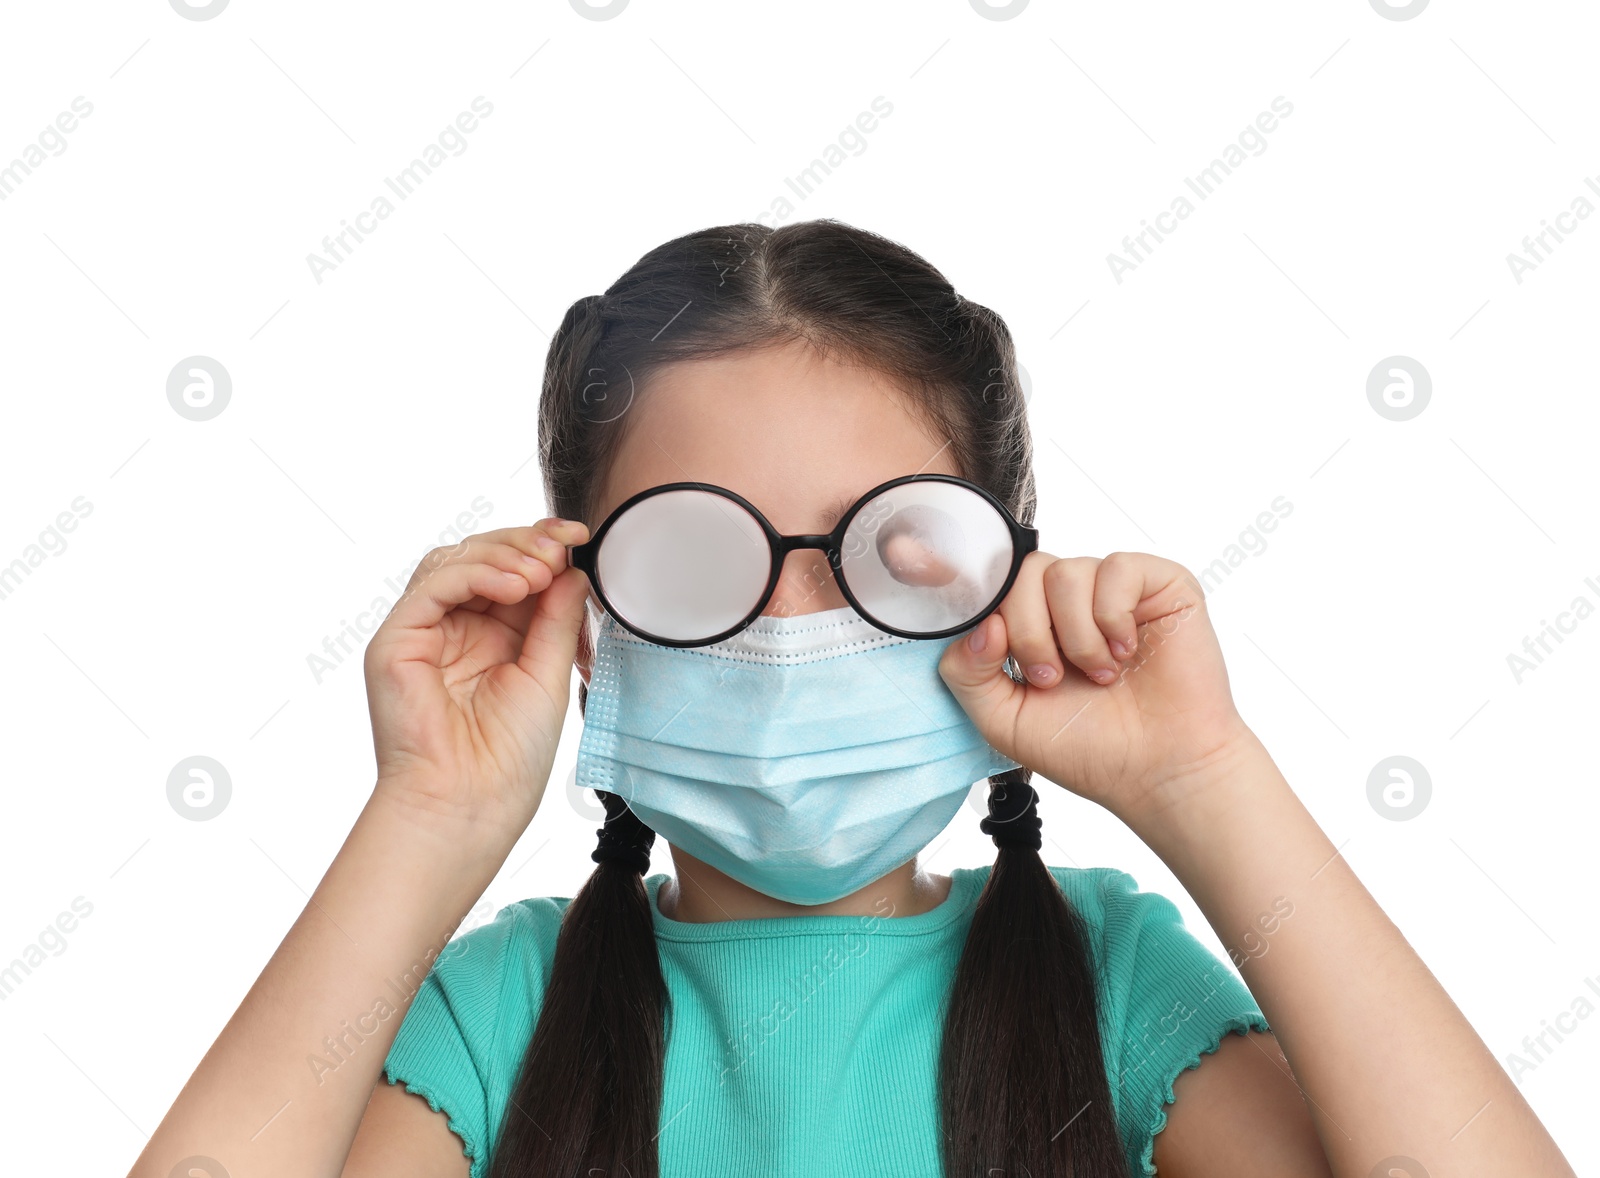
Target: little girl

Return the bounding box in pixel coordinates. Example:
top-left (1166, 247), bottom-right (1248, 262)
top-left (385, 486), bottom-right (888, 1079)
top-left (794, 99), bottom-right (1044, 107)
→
top-left (131, 219), bottom-right (1573, 1178)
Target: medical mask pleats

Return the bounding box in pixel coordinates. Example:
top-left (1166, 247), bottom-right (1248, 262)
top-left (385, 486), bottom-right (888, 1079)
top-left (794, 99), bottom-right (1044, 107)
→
top-left (576, 607), bottom-right (1020, 906)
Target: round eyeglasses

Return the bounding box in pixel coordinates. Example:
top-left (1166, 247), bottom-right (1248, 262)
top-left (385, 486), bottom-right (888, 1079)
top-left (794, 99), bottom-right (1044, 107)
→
top-left (566, 473), bottom-right (1039, 647)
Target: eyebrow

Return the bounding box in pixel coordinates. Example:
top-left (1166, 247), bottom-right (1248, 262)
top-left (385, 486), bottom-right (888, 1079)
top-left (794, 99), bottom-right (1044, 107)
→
top-left (818, 491), bottom-right (860, 532)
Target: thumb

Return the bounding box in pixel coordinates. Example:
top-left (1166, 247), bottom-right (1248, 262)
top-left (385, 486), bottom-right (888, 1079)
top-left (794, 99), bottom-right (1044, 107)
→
top-left (938, 610), bottom-right (1023, 725)
top-left (517, 564), bottom-right (590, 700)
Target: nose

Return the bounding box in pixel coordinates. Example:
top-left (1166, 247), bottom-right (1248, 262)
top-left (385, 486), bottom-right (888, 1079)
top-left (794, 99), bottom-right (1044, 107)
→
top-left (761, 544), bottom-right (849, 619)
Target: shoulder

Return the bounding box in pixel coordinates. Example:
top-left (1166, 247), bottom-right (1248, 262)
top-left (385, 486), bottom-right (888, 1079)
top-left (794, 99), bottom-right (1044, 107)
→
top-left (381, 894), bottom-right (574, 1178)
top-left (1040, 865), bottom-right (1272, 1178)
top-left (1044, 863), bottom-right (1172, 922)
top-left (1041, 864), bottom-right (1186, 962)
top-left (386, 892), bottom-right (574, 1079)
top-left (431, 894), bottom-right (572, 982)
top-left (1042, 864), bottom-right (1233, 972)
top-left (1039, 863), bottom-right (1262, 1039)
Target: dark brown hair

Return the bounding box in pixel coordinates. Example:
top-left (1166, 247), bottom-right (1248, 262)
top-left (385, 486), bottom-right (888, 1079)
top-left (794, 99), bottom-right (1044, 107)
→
top-left (489, 218), bottom-right (1129, 1177)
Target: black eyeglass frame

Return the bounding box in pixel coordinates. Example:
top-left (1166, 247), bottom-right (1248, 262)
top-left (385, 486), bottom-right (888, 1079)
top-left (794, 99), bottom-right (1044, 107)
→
top-left (566, 472), bottom-right (1040, 648)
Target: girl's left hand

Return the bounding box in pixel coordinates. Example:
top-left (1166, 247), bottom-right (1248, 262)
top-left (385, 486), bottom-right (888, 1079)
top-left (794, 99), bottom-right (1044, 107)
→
top-left (938, 550), bottom-right (1253, 826)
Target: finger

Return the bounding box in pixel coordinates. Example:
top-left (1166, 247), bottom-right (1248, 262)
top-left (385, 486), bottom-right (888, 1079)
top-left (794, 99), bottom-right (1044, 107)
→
top-left (1092, 551), bottom-right (1203, 659)
top-left (882, 533), bottom-right (961, 588)
top-left (472, 518), bottom-right (592, 553)
top-left (403, 540), bottom-right (556, 621)
top-left (483, 538), bottom-right (565, 585)
top-left (397, 526), bottom-right (583, 616)
top-left (413, 531), bottom-right (572, 582)
top-left (1041, 556), bottom-right (1119, 685)
top-left (996, 549), bottom-right (1069, 688)
top-left (476, 542), bottom-right (563, 632)
top-left (516, 564), bottom-right (591, 702)
top-left (937, 607), bottom-right (1025, 729)
top-left (388, 556), bottom-right (540, 633)
top-left (454, 544), bottom-right (563, 631)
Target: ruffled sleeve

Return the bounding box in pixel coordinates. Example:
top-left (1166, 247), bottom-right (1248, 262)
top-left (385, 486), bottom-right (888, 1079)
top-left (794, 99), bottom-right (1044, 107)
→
top-left (382, 896), bottom-right (567, 1178)
top-left (1050, 866), bottom-right (1272, 1178)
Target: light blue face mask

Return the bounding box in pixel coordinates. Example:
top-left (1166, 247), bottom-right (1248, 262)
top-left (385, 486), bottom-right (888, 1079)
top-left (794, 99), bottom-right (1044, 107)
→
top-left (574, 601), bottom-right (1022, 906)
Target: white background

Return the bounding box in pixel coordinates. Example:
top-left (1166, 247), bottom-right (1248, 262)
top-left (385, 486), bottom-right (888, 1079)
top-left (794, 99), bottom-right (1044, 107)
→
top-left (1, 1), bottom-right (1596, 1174)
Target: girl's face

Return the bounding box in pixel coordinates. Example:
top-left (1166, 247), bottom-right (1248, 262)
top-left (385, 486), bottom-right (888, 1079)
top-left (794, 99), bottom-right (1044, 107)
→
top-left (575, 338), bottom-right (962, 683)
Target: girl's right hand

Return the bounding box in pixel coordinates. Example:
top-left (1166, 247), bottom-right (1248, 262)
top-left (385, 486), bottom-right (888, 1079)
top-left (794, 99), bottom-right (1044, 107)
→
top-left (363, 518), bottom-right (591, 838)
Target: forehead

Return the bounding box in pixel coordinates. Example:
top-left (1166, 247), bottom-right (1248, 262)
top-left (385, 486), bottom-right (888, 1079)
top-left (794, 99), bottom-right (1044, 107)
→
top-left (593, 340), bottom-right (961, 531)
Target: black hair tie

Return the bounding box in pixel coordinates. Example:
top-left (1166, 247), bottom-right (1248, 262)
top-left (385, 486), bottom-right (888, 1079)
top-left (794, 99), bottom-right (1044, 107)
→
top-left (590, 790), bottom-right (656, 874)
top-left (980, 769), bottom-right (1042, 851)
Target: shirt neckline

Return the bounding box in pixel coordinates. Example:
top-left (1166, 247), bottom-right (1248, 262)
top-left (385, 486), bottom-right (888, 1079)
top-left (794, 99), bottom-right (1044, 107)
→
top-left (645, 867), bottom-right (987, 943)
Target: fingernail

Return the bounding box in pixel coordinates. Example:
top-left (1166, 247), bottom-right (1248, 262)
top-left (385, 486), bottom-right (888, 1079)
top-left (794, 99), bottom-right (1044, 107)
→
top-left (967, 619), bottom-right (987, 653)
top-left (1110, 639), bottom-right (1129, 659)
top-left (1027, 663), bottom-right (1056, 684)
top-left (534, 535), bottom-right (562, 553)
top-left (1090, 667), bottom-right (1116, 685)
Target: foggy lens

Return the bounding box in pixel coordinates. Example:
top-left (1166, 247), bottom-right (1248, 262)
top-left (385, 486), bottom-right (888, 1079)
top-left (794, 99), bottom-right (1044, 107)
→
top-left (596, 489), bottom-right (771, 641)
top-left (839, 482), bottom-right (1013, 633)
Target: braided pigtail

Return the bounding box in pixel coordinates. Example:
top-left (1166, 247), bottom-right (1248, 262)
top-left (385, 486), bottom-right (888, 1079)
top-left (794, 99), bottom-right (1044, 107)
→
top-left (939, 765), bottom-right (1131, 1175)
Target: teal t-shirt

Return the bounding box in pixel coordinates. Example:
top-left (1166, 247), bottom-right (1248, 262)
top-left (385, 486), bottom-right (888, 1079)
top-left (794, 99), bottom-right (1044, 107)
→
top-left (383, 865), bottom-right (1269, 1178)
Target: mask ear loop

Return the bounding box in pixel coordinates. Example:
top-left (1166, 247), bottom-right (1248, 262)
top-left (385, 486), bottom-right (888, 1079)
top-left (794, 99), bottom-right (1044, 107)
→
top-left (575, 601), bottom-right (597, 718)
